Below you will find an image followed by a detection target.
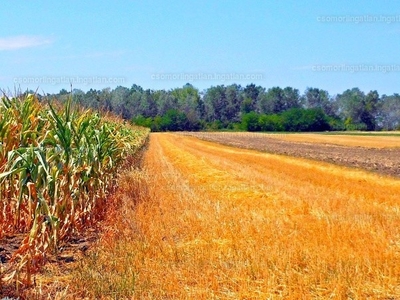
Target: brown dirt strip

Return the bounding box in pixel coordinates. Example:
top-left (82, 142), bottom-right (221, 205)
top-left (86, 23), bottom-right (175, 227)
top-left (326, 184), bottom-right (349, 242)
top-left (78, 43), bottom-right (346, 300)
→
top-left (180, 132), bottom-right (400, 178)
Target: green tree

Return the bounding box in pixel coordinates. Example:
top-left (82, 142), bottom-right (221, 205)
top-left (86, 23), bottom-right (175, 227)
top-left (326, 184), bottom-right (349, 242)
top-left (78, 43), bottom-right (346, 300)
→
top-left (377, 94), bottom-right (400, 130)
top-left (257, 87), bottom-right (299, 114)
top-left (139, 89), bottom-right (158, 118)
top-left (258, 87), bottom-right (281, 114)
top-left (258, 114), bottom-right (283, 131)
top-left (337, 88), bottom-right (378, 130)
top-left (242, 83), bottom-right (262, 112)
top-left (203, 85), bottom-right (228, 123)
top-left (303, 87), bottom-right (335, 116)
top-left (362, 90), bottom-right (379, 130)
top-left (225, 84), bottom-right (243, 122)
top-left (282, 108), bottom-right (330, 132)
top-left (111, 86), bottom-right (131, 119)
top-left (160, 109), bottom-right (189, 131)
top-left (241, 112), bottom-right (260, 131)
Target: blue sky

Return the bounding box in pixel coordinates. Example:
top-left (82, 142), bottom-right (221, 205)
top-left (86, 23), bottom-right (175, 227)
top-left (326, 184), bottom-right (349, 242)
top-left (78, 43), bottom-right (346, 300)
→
top-left (1, 0), bottom-right (400, 96)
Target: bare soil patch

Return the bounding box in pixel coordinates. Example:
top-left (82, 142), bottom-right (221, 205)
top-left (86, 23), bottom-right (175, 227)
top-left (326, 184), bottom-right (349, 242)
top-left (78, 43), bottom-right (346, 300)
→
top-left (183, 132), bottom-right (400, 178)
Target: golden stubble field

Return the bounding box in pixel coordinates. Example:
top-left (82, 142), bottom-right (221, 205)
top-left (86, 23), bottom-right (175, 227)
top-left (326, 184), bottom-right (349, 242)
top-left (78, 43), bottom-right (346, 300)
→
top-left (62, 133), bottom-right (400, 299)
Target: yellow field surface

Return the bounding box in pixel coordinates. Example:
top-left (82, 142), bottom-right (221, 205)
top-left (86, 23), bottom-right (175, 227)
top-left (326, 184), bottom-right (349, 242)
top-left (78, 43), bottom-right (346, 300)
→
top-left (72, 133), bottom-right (400, 299)
top-left (268, 132), bottom-right (400, 148)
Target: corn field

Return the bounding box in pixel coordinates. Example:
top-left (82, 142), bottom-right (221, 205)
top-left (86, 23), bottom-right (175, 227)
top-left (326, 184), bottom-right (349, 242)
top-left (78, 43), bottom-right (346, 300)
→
top-left (0, 93), bottom-right (149, 286)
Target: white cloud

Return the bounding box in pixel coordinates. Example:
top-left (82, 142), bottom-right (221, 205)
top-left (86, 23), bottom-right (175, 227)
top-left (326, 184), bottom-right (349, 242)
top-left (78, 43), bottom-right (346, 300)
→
top-left (0, 35), bottom-right (52, 51)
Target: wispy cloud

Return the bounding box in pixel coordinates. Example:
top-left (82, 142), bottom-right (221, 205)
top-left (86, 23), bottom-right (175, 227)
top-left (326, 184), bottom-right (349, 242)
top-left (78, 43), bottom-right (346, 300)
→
top-left (0, 35), bottom-right (53, 51)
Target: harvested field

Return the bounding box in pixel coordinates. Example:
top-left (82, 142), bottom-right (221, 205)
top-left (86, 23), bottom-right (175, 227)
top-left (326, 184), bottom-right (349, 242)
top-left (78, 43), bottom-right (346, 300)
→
top-left (181, 132), bottom-right (400, 178)
top-left (66, 133), bottom-right (400, 299)
top-left (268, 133), bottom-right (400, 148)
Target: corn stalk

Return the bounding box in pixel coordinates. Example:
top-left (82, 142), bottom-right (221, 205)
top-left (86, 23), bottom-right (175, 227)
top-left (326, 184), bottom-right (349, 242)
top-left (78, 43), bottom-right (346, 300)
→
top-left (0, 93), bottom-right (149, 287)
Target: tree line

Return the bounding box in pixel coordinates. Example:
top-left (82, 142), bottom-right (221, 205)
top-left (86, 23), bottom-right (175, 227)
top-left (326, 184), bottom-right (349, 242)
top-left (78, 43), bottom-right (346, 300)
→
top-left (51, 83), bottom-right (400, 132)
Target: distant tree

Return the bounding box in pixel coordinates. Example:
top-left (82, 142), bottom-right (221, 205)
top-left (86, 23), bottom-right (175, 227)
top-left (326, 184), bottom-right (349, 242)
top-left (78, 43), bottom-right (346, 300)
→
top-left (112, 86), bottom-right (131, 119)
top-left (160, 109), bottom-right (189, 131)
top-left (84, 88), bottom-right (101, 110)
top-left (258, 114), bottom-right (283, 131)
top-left (281, 108), bottom-right (330, 132)
top-left (303, 87), bottom-right (335, 116)
top-left (244, 83), bottom-right (261, 102)
top-left (56, 89), bottom-right (70, 103)
top-left (203, 85), bottom-right (228, 123)
top-left (241, 108), bottom-right (331, 132)
top-left (98, 88), bottom-right (113, 112)
top-left (47, 83), bottom-right (399, 133)
top-left (71, 89), bottom-right (86, 107)
top-left (241, 112), bottom-right (260, 131)
top-left (377, 94), bottom-right (400, 130)
top-left (128, 90), bottom-right (144, 117)
top-left (242, 83), bottom-right (262, 112)
top-left (258, 87), bottom-right (299, 114)
top-left (241, 97), bottom-right (253, 114)
top-left (156, 90), bottom-right (178, 116)
top-left (282, 87), bottom-right (301, 110)
top-left (130, 84), bottom-right (144, 94)
top-left (362, 90), bottom-right (379, 130)
top-left (59, 88), bottom-right (69, 95)
top-left (132, 115), bottom-right (152, 128)
top-left (337, 88), bottom-right (379, 130)
top-left (139, 89), bottom-right (158, 118)
top-left (258, 87), bottom-right (283, 114)
top-left (172, 84), bottom-right (203, 124)
top-left (225, 84), bottom-right (243, 122)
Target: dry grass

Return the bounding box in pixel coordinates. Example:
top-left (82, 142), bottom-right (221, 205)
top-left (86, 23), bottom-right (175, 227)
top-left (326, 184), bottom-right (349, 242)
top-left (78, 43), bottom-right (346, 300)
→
top-left (268, 132), bottom-right (400, 148)
top-left (63, 133), bottom-right (400, 299)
